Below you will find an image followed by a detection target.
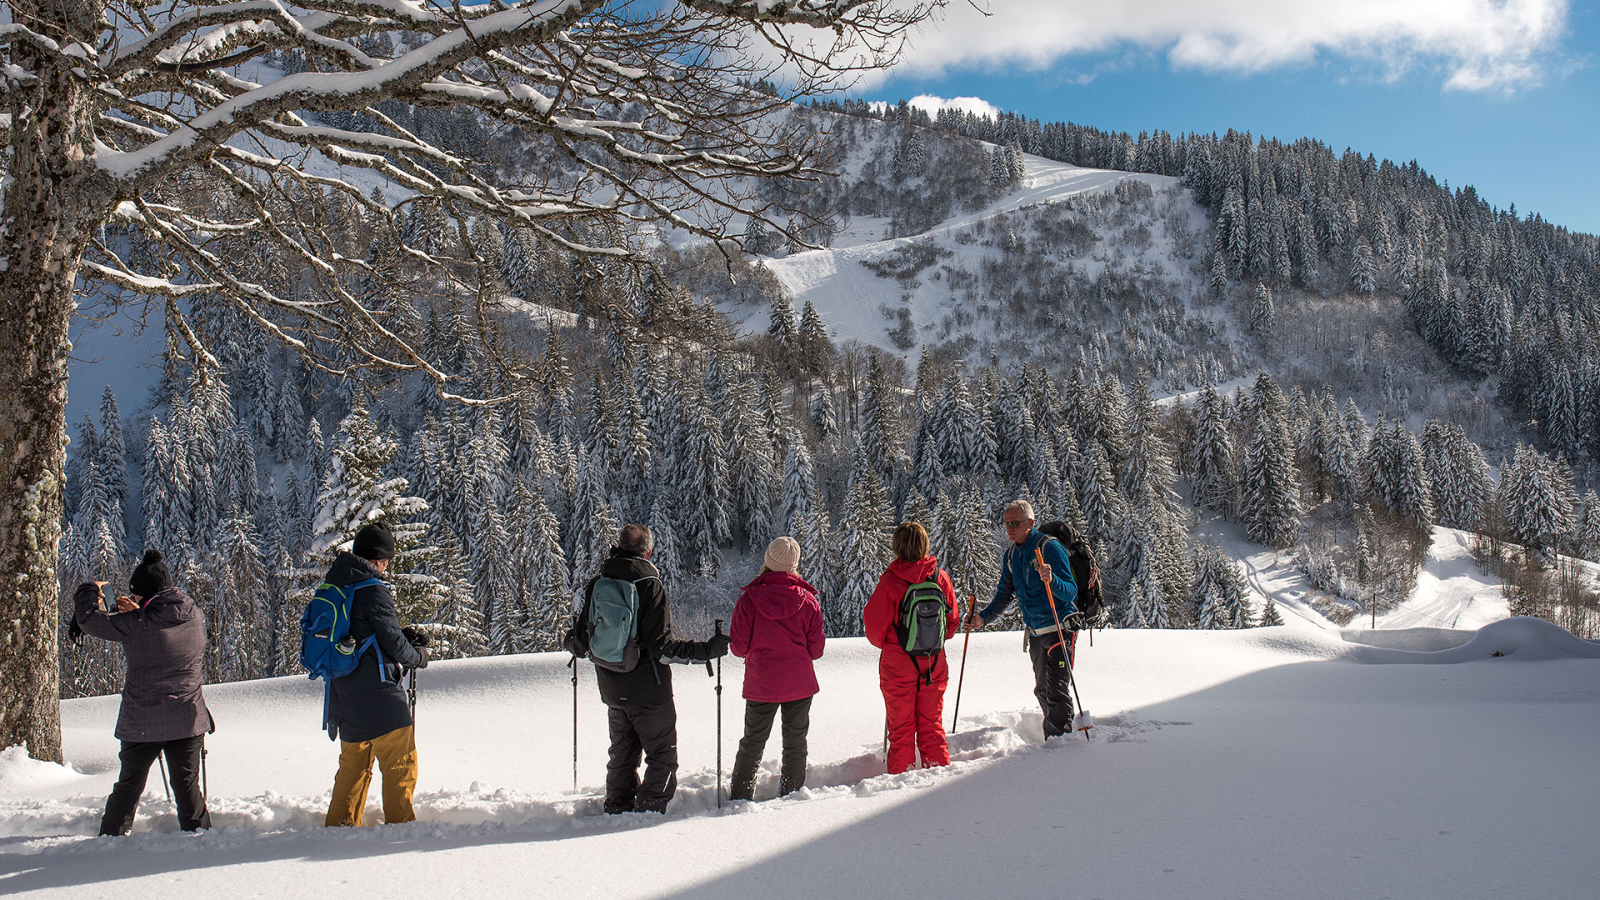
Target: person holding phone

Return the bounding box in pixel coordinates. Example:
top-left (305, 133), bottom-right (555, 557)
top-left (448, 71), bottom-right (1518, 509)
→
top-left (69, 549), bottom-right (213, 835)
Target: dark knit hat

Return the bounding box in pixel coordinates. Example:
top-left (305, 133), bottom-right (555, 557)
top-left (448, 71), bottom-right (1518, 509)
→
top-left (353, 522), bottom-right (397, 561)
top-left (128, 550), bottom-right (174, 600)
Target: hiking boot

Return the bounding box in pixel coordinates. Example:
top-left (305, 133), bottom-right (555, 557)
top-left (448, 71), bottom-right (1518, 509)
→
top-left (778, 771), bottom-right (805, 797)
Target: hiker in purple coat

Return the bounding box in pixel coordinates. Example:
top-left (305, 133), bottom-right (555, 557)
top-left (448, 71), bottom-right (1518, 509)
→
top-left (727, 536), bottom-right (826, 801)
top-left (69, 550), bottom-right (213, 835)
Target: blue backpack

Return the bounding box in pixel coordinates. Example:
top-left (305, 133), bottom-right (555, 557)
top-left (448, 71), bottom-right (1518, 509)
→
top-left (300, 577), bottom-right (388, 734)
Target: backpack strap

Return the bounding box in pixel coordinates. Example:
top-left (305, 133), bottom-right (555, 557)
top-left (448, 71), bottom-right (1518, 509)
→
top-left (344, 577), bottom-right (389, 681)
top-left (1036, 535), bottom-right (1075, 587)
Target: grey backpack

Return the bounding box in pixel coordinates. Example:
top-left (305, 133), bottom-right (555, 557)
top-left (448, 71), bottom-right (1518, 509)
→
top-left (586, 575), bottom-right (656, 672)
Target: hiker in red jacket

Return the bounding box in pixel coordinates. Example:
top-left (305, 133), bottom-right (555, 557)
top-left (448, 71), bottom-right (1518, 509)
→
top-left (728, 536), bottom-right (826, 801)
top-left (863, 522), bottom-right (960, 775)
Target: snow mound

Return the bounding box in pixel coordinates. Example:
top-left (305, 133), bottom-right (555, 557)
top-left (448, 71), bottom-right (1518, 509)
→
top-left (1230, 626), bottom-right (1350, 659)
top-left (1350, 617), bottom-right (1600, 664)
top-left (1340, 627), bottom-right (1476, 652)
top-left (0, 746), bottom-right (89, 796)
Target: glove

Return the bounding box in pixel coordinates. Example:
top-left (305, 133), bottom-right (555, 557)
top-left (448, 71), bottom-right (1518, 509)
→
top-left (413, 647), bottom-right (428, 669)
top-left (401, 625), bottom-right (432, 648)
top-left (67, 617), bottom-right (83, 644)
top-left (705, 633), bottom-right (731, 660)
top-left (562, 626), bottom-right (588, 658)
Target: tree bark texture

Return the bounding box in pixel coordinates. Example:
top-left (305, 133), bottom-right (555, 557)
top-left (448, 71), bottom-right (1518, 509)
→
top-left (0, 0), bottom-right (110, 762)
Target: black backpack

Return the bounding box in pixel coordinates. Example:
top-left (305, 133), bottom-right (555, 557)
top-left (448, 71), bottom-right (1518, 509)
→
top-left (1037, 520), bottom-right (1104, 627)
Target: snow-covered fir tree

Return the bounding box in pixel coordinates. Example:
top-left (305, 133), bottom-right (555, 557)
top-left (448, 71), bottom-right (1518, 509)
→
top-left (1238, 376), bottom-right (1301, 549)
top-left (1250, 282), bottom-right (1274, 333)
top-left (829, 449), bottom-right (891, 637)
top-left (1259, 596), bottom-right (1284, 627)
top-left (780, 430), bottom-right (818, 535)
top-left (305, 402), bottom-right (433, 621)
top-left (515, 487), bottom-right (570, 653)
top-left (726, 388), bottom-right (781, 552)
top-left (1498, 444), bottom-right (1576, 562)
top-left (96, 387), bottom-right (129, 551)
top-left (1190, 385), bottom-right (1236, 518)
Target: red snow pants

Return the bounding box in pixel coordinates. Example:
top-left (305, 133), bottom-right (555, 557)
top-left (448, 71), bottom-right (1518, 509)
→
top-left (880, 648), bottom-right (950, 775)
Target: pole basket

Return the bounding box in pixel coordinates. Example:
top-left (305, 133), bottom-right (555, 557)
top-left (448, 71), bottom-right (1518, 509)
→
top-left (1072, 709), bottom-right (1094, 738)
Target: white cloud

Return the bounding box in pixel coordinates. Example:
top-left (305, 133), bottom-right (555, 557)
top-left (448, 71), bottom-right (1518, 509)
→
top-left (906, 94), bottom-right (1001, 120)
top-left (882, 0), bottom-right (1569, 92)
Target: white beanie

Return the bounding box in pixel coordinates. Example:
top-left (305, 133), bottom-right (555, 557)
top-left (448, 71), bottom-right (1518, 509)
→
top-left (763, 536), bottom-right (801, 574)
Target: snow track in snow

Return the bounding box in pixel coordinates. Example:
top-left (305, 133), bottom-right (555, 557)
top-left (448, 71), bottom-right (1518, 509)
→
top-left (0, 708), bottom-right (1153, 846)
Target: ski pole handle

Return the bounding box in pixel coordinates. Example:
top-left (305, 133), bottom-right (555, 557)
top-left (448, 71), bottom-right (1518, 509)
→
top-left (706, 618), bottom-right (723, 676)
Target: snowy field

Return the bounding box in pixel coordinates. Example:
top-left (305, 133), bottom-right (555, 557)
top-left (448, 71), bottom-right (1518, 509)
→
top-left (4, 610), bottom-right (1599, 900)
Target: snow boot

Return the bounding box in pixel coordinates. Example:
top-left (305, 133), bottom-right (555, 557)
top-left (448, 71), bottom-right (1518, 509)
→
top-left (729, 765), bottom-right (757, 802)
top-left (778, 768), bottom-right (805, 797)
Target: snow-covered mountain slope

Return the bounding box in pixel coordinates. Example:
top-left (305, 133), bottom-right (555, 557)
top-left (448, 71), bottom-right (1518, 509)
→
top-left (761, 154), bottom-right (1201, 361)
top-left (5, 619), bottom-right (1597, 900)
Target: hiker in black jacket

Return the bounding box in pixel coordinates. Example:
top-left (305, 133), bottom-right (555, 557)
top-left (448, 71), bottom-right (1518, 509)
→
top-left (323, 522), bottom-right (428, 827)
top-left (563, 524), bottom-right (730, 814)
top-left (70, 550), bottom-right (213, 835)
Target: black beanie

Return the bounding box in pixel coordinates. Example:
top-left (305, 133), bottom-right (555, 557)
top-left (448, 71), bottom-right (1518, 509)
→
top-left (128, 550), bottom-right (174, 600)
top-left (353, 522), bottom-right (397, 561)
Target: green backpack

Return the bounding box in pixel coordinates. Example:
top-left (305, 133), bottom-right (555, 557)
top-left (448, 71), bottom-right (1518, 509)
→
top-left (896, 572), bottom-right (948, 657)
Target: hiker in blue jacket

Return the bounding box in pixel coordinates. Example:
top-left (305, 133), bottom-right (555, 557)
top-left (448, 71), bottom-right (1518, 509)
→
top-left (323, 522), bottom-right (428, 827)
top-left (964, 500), bottom-right (1080, 739)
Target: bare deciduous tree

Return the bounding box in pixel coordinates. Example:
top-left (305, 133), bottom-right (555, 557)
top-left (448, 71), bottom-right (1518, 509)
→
top-left (0, 0), bottom-right (941, 761)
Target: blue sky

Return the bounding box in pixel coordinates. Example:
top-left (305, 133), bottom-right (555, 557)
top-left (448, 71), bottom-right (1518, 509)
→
top-left (861, 0), bottom-right (1597, 234)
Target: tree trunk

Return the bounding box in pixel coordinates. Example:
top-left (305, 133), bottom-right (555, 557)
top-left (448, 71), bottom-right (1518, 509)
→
top-left (0, 0), bottom-right (110, 762)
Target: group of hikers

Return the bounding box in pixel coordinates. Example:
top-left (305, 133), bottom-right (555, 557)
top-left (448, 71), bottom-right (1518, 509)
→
top-left (67, 499), bottom-right (1086, 834)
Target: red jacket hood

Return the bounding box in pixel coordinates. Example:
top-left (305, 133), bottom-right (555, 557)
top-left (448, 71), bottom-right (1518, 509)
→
top-left (886, 556), bottom-right (940, 585)
top-left (741, 571), bottom-right (819, 619)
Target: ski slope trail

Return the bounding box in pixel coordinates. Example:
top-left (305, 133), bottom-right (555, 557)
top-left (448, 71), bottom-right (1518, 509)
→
top-left (4, 624), bottom-right (1599, 900)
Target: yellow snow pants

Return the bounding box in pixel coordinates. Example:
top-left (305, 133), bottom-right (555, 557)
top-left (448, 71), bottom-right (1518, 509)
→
top-left (325, 725), bottom-right (417, 826)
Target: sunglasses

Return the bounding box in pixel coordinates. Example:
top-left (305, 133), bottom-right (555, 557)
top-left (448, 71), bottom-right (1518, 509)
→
top-left (1002, 519), bottom-right (1028, 528)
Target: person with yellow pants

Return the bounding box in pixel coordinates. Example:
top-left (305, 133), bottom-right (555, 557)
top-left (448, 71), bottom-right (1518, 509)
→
top-left (322, 522), bottom-right (428, 826)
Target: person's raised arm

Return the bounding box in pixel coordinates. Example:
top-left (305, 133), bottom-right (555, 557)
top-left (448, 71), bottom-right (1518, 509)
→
top-left (72, 582), bottom-right (144, 642)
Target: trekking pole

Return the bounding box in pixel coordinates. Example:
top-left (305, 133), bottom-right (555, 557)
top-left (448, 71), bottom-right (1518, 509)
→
top-left (950, 593), bottom-right (978, 734)
top-left (407, 667), bottom-right (418, 722)
top-left (569, 655), bottom-right (579, 793)
top-left (713, 618), bottom-right (725, 809)
top-left (157, 754), bottom-right (172, 802)
top-left (1036, 547), bottom-right (1094, 741)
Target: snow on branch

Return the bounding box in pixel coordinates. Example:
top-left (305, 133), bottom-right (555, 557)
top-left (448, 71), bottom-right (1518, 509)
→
top-left (60, 0), bottom-right (935, 399)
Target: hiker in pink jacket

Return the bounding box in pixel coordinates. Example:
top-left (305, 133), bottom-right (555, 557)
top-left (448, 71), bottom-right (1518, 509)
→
top-left (728, 536), bottom-right (826, 801)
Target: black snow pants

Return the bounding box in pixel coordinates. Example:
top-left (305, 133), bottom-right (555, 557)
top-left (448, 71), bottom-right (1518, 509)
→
top-left (605, 701), bottom-right (678, 814)
top-left (729, 696), bottom-right (813, 801)
top-left (1027, 630), bottom-right (1078, 739)
top-left (100, 734), bottom-right (211, 835)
